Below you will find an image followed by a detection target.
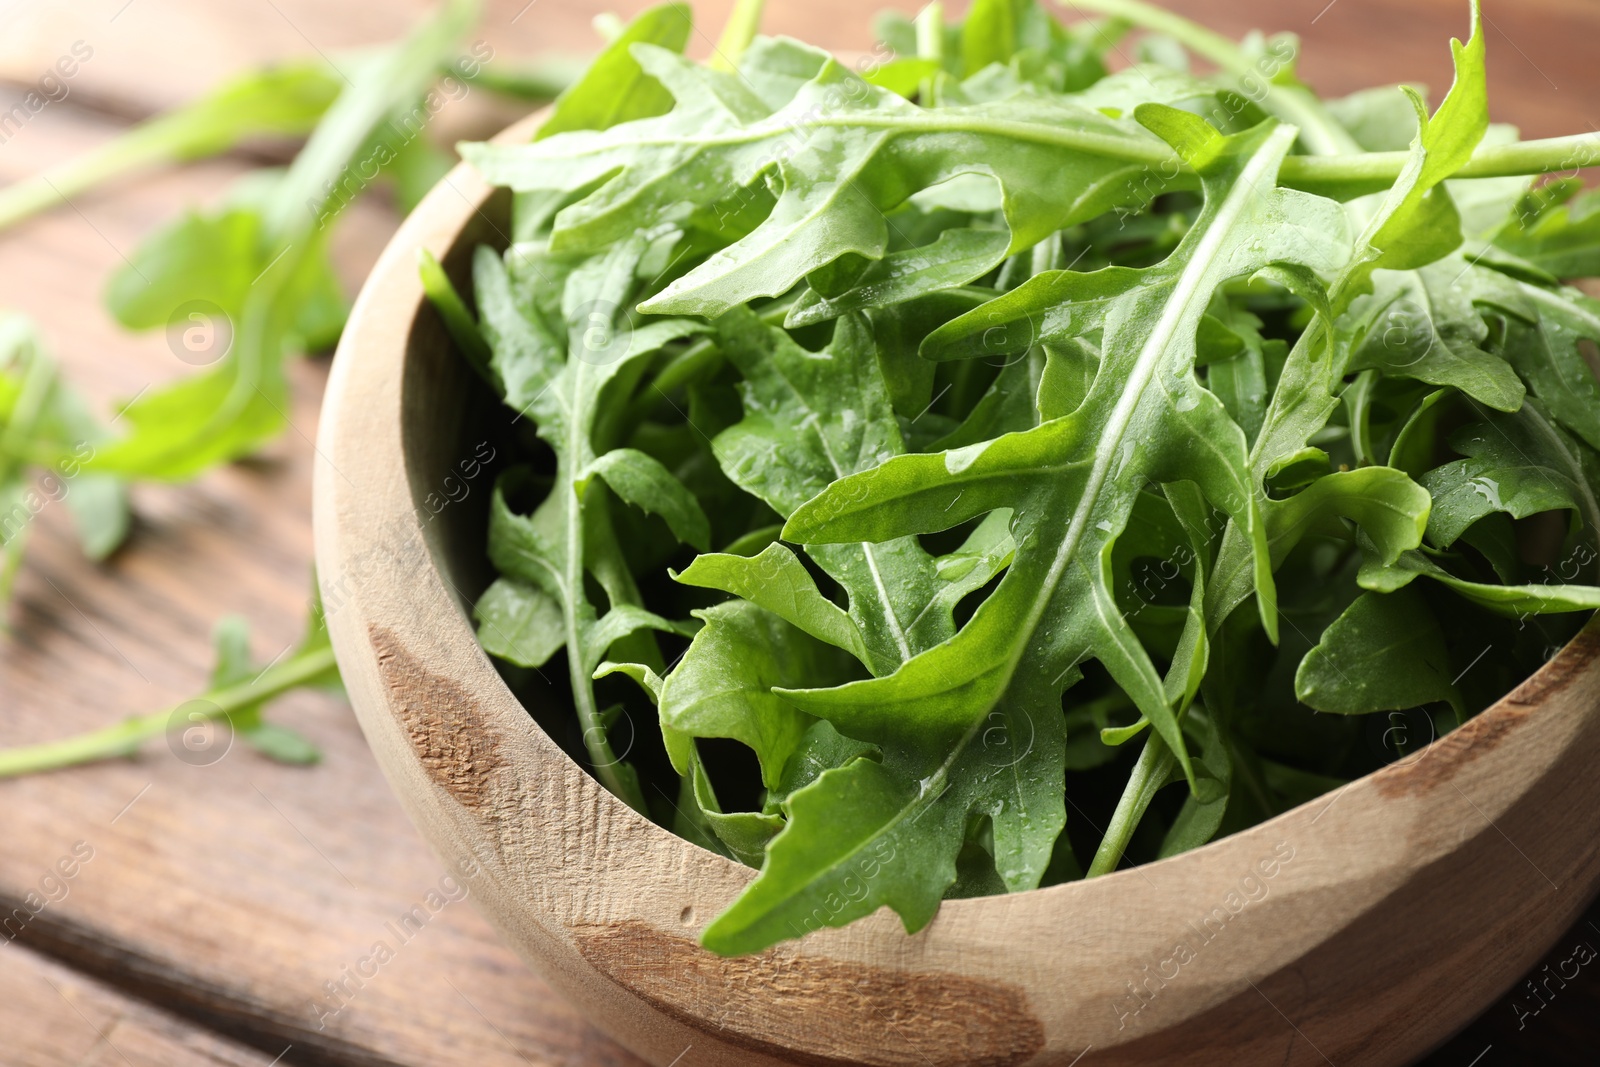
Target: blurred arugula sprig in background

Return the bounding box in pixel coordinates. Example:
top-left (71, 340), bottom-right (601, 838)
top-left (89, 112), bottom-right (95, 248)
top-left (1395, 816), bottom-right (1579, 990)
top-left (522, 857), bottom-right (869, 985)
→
top-left (0, 0), bottom-right (579, 613)
top-left (0, 0), bottom-right (580, 770)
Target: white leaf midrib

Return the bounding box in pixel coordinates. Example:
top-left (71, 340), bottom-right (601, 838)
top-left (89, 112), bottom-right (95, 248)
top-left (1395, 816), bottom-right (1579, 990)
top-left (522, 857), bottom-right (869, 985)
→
top-left (1013, 126), bottom-right (1300, 675)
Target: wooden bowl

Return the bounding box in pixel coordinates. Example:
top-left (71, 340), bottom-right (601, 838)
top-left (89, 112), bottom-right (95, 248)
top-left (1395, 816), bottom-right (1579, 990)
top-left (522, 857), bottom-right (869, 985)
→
top-left (313, 111), bottom-right (1600, 1066)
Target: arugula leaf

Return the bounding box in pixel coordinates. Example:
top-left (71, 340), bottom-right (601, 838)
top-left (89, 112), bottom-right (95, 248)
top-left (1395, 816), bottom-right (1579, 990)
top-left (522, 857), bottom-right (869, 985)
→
top-left (0, 315), bottom-right (130, 613)
top-left (1204, 301), bottom-right (1273, 445)
top-left (1497, 284), bottom-right (1600, 453)
top-left (1358, 546), bottom-right (1600, 616)
top-left (419, 248), bottom-right (495, 385)
top-left (1493, 180), bottom-right (1600, 278)
top-left (783, 229), bottom-right (1011, 329)
top-left (658, 600), bottom-right (854, 789)
top-left (89, 0), bottom-right (481, 480)
top-left (1420, 402), bottom-right (1599, 548)
top-left (474, 578), bottom-right (565, 668)
top-left (535, 3), bottom-right (693, 140)
top-left (673, 544), bottom-right (870, 663)
top-left (685, 750), bottom-right (782, 866)
top-left (580, 448), bottom-right (712, 551)
top-left (1295, 589), bottom-right (1463, 715)
top-left (706, 307), bottom-right (987, 674)
top-left (0, 62), bottom-right (342, 233)
top-left (701, 751), bottom-right (963, 954)
top-left (0, 599), bottom-right (335, 777)
top-left (1207, 467), bottom-right (1431, 632)
top-left (1345, 259), bottom-right (1524, 411)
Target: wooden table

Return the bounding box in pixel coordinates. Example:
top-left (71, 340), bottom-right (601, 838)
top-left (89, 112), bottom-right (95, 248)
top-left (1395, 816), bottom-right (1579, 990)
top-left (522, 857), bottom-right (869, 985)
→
top-left (0, 2), bottom-right (1596, 1064)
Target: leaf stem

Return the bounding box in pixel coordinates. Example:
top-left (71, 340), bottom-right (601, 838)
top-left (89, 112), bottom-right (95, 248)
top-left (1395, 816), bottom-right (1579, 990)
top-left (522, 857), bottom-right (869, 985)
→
top-left (1282, 134), bottom-right (1600, 194)
top-left (565, 367), bottom-right (650, 815)
top-left (1228, 737), bottom-right (1277, 820)
top-left (1087, 732), bottom-right (1177, 877)
top-left (915, 2), bottom-right (944, 106)
top-left (1065, 0), bottom-right (1361, 156)
top-left (915, 2), bottom-right (945, 62)
top-left (0, 64), bottom-right (338, 234)
top-left (804, 113), bottom-right (1600, 196)
top-left (620, 296), bottom-right (797, 428)
top-left (0, 645), bottom-right (336, 779)
top-left (709, 0), bottom-right (767, 72)
top-left (1067, 0), bottom-right (1600, 192)
top-left (0, 127), bottom-right (195, 234)
top-left (0, 337), bottom-right (57, 485)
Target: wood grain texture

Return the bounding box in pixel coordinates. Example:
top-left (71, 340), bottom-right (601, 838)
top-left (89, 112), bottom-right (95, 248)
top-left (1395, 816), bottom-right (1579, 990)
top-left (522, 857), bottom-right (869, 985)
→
top-left (0, 941), bottom-right (278, 1067)
top-left (571, 921), bottom-right (1048, 1067)
top-left (0, 2), bottom-right (1596, 1066)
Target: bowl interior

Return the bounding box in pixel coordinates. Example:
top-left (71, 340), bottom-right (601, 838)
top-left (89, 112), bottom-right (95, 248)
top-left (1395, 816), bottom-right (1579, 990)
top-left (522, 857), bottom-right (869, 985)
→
top-left (399, 186), bottom-right (511, 612)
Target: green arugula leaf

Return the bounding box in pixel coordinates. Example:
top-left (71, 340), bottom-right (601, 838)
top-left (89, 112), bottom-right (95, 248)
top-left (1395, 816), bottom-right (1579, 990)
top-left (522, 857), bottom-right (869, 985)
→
top-left (89, 0), bottom-right (481, 481)
top-left (707, 307), bottom-right (977, 675)
top-left (659, 600), bottom-right (855, 789)
top-left (0, 316), bottom-right (130, 611)
top-left (701, 752), bottom-right (962, 955)
top-left (1346, 259), bottom-right (1524, 411)
top-left (784, 228), bottom-right (1011, 329)
top-left (1204, 300), bottom-right (1273, 444)
top-left (535, 3), bottom-right (693, 140)
top-left (1493, 180), bottom-right (1600, 278)
top-left (1496, 283), bottom-right (1600, 453)
top-left (673, 544), bottom-right (869, 662)
top-left (1295, 589), bottom-right (1463, 715)
top-left (1325, 86), bottom-right (1423, 153)
top-left (0, 599), bottom-right (335, 777)
top-left (419, 247), bottom-right (495, 386)
top-left (580, 448), bottom-right (712, 550)
top-left (1207, 467), bottom-right (1431, 631)
top-left (474, 577), bottom-right (565, 668)
top-left (686, 748), bottom-right (782, 865)
top-left (962, 0), bottom-right (1024, 75)
top-left (1420, 402), bottom-right (1599, 548)
top-left (1358, 546), bottom-right (1600, 616)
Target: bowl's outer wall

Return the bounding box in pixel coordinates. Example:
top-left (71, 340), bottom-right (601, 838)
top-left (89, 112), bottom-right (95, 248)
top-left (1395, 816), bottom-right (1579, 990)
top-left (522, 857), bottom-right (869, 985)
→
top-left (313, 113), bottom-right (1600, 1067)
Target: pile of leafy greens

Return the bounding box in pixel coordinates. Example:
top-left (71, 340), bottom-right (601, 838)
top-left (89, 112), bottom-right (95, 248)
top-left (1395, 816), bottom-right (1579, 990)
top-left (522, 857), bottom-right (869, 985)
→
top-left (436, 0), bottom-right (1600, 956)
